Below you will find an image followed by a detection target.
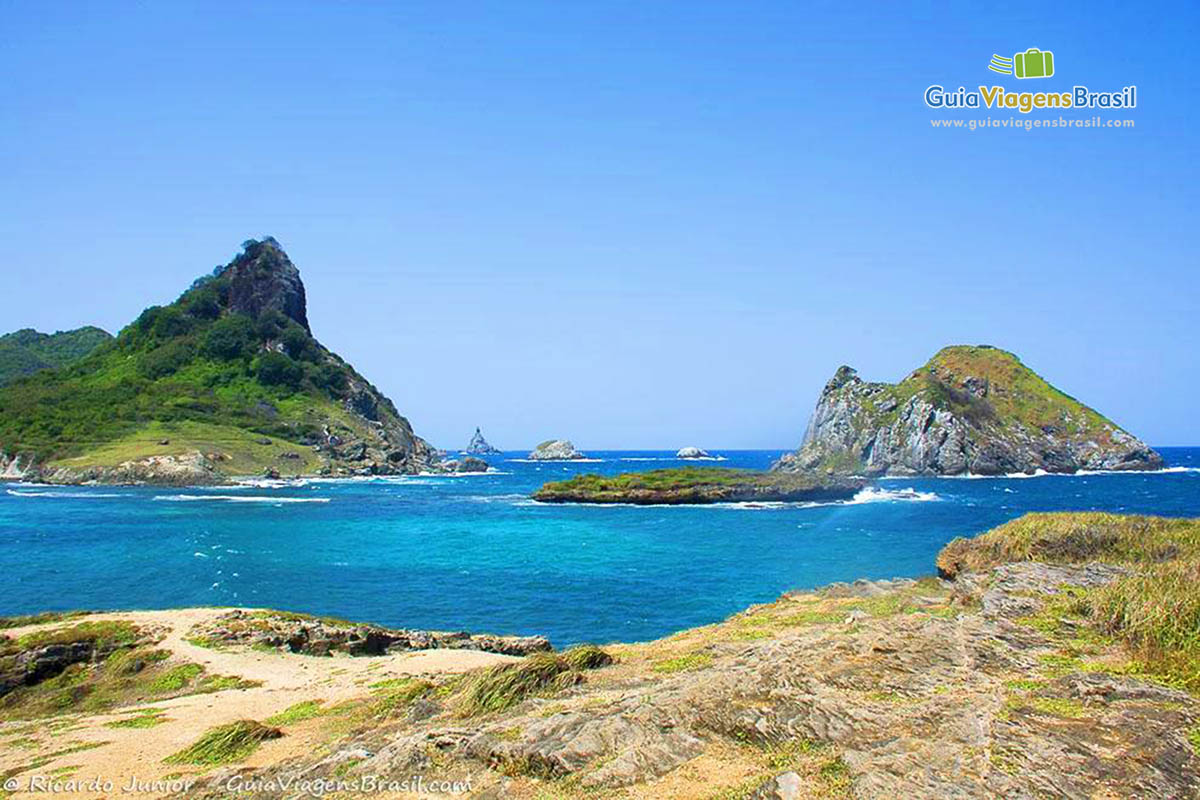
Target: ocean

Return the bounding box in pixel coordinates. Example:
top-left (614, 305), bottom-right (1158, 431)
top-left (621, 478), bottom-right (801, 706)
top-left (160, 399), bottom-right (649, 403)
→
top-left (2, 448), bottom-right (1198, 646)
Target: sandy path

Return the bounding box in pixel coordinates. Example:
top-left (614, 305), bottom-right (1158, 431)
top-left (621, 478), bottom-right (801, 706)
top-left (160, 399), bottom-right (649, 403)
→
top-left (0, 608), bottom-right (516, 798)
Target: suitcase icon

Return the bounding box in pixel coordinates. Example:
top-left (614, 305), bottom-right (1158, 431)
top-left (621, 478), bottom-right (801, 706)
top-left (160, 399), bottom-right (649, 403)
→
top-left (1014, 48), bottom-right (1054, 79)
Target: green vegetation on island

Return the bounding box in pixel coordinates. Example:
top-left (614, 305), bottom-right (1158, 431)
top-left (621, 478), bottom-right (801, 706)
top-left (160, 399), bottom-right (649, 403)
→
top-left (0, 326), bottom-right (112, 386)
top-left (532, 466), bottom-right (864, 504)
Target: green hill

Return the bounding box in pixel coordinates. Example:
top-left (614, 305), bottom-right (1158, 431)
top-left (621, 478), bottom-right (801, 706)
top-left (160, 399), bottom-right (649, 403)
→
top-left (0, 238), bottom-right (438, 483)
top-left (0, 326), bottom-right (112, 385)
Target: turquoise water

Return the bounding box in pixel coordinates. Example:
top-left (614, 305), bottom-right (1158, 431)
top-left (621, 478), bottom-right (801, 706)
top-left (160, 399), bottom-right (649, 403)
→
top-left (2, 448), bottom-right (1198, 646)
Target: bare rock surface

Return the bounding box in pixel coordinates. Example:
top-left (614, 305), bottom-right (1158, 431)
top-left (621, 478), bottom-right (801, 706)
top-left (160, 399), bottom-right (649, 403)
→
top-left (182, 559), bottom-right (1200, 799)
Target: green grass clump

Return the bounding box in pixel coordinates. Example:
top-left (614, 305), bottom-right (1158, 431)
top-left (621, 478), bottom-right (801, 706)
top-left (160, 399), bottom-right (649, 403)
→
top-left (561, 645), bottom-right (614, 671)
top-left (105, 710), bottom-right (168, 729)
top-left (455, 649), bottom-right (613, 717)
top-left (163, 719), bottom-right (282, 765)
top-left (10, 620), bottom-right (141, 654)
top-left (264, 700), bottom-right (324, 726)
top-left (652, 652), bottom-right (713, 674)
top-left (1028, 697), bottom-right (1087, 718)
top-left (147, 663), bottom-right (204, 692)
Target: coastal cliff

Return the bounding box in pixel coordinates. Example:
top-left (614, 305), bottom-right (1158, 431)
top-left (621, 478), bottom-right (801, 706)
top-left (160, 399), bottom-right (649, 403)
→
top-left (2, 512), bottom-right (1197, 798)
top-left (0, 238), bottom-right (441, 483)
top-left (774, 345), bottom-right (1162, 477)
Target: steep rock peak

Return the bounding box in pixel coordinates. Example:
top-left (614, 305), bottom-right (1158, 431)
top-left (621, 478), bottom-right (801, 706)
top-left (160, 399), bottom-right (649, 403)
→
top-left (221, 237), bottom-right (310, 333)
top-left (825, 365), bottom-right (860, 392)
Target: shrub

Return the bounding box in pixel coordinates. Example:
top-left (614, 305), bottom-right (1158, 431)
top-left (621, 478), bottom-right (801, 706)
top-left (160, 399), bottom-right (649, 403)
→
top-left (203, 314), bottom-right (257, 361)
top-left (137, 339), bottom-right (196, 379)
top-left (254, 351), bottom-right (302, 389)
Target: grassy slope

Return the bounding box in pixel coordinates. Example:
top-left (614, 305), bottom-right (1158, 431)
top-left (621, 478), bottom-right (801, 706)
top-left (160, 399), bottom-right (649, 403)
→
top-left (824, 346), bottom-right (1120, 469)
top-left (938, 512), bottom-right (1200, 691)
top-left (0, 241), bottom-right (375, 473)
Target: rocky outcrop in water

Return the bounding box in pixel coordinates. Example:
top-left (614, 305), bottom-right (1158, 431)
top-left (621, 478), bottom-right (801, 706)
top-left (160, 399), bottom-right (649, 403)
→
top-left (528, 439), bottom-right (586, 460)
top-left (774, 345), bottom-right (1163, 476)
top-left (465, 427), bottom-right (501, 455)
top-left (533, 468), bottom-right (864, 505)
top-left (676, 446), bottom-right (710, 459)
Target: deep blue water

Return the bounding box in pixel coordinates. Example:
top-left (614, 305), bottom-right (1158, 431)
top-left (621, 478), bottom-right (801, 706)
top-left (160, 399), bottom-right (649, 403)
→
top-left (2, 448), bottom-right (1198, 646)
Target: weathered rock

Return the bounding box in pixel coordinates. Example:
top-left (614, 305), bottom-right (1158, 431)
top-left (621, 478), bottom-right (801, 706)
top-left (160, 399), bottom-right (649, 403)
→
top-left (465, 427), bottom-right (501, 456)
top-left (774, 346), bottom-right (1162, 476)
top-left (455, 456), bottom-right (490, 473)
top-left (676, 446), bottom-right (711, 459)
top-left (37, 451), bottom-right (222, 486)
top-left (750, 772), bottom-right (802, 800)
top-left (528, 439), bottom-right (586, 460)
top-left (187, 610), bottom-right (551, 658)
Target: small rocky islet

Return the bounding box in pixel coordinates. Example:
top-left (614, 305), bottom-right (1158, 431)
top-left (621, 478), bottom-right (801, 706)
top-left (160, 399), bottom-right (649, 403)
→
top-left (527, 439), bottom-right (587, 460)
top-left (532, 466), bottom-right (863, 505)
top-left (3, 511), bottom-right (1197, 799)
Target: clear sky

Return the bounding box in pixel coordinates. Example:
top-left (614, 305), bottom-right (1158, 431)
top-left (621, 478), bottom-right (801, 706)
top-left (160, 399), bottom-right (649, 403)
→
top-left (2, 1), bottom-right (1196, 449)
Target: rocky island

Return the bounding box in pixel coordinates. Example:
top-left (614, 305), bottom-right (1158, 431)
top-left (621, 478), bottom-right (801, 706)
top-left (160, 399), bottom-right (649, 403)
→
top-left (676, 446), bottom-right (711, 459)
top-left (2, 512), bottom-right (1197, 799)
top-left (0, 238), bottom-right (447, 485)
top-left (532, 466), bottom-right (864, 505)
top-left (774, 345), bottom-right (1163, 477)
top-left (527, 439), bottom-right (587, 460)
top-left (465, 426), bottom-right (502, 455)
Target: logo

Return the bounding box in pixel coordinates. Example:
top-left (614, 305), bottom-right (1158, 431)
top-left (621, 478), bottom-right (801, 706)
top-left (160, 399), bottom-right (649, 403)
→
top-left (924, 47), bottom-right (1136, 115)
top-left (989, 48), bottom-right (1055, 79)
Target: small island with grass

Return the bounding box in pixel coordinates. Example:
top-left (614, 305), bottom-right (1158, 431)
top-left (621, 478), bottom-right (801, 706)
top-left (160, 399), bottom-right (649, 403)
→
top-left (531, 466), bottom-right (865, 505)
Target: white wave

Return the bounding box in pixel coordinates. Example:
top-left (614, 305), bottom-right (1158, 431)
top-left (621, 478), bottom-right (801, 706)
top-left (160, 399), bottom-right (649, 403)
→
top-left (466, 493), bottom-right (530, 504)
top-left (153, 494), bottom-right (330, 504)
top-left (230, 478), bottom-right (310, 489)
top-left (617, 456), bottom-right (730, 462)
top-left (6, 489), bottom-right (122, 499)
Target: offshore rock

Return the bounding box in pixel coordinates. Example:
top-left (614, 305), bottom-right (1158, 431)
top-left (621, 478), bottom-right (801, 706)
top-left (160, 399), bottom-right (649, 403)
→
top-left (676, 446), bottom-right (711, 459)
top-left (465, 427), bottom-right (501, 455)
top-left (528, 439), bottom-right (586, 460)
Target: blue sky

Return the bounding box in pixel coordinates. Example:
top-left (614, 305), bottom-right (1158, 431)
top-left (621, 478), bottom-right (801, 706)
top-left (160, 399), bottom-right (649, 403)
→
top-left (2, 1), bottom-right (1196, 448)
